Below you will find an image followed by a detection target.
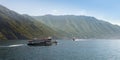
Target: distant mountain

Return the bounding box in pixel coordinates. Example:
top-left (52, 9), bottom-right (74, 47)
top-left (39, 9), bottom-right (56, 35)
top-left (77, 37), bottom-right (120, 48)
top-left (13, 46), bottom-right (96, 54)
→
top-left (1, 4), bottom-right (120, 40)
top-left (0, 5), bottom-right (57, 40)
top-left (33, 15), bottom-right (120, 39)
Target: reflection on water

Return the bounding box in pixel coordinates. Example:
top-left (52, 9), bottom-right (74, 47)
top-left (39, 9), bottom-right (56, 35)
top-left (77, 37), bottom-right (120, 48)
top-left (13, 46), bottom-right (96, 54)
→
top-left (0, 40), bottom-right (120, 60)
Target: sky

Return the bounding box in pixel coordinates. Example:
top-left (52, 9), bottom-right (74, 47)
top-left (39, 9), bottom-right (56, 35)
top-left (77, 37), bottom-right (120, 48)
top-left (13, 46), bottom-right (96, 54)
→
top-left (0, 0), bottom-right (120, 25)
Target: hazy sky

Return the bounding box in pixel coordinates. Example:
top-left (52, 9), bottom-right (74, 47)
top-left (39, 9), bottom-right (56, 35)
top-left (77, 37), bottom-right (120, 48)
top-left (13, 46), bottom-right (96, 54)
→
top-left (0, 0), bottom-right (120, 25)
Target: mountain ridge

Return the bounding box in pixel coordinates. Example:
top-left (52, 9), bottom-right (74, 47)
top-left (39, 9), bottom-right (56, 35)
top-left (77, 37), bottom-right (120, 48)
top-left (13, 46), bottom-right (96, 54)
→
top-left (0, 5), bottom-right (57, 40)
top-left (0, 4), bottom-right (120, 40)
top-left (33, 15), bottom-right (120, 39)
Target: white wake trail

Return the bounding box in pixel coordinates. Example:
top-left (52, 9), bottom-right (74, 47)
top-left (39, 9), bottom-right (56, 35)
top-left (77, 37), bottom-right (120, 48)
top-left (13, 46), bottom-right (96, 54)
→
top-left (0, 44), bottom-right (25, 48)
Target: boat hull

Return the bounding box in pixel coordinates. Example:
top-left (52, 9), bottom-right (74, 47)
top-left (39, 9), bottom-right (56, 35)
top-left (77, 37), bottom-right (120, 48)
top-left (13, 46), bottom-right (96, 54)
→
top-left (27, 40), bottom-right (57, 46)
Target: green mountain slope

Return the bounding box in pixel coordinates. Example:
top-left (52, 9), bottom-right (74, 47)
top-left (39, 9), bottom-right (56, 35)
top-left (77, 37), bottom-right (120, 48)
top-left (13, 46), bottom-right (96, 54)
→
top-left (34, 15), bottom-right (120, 39)
top-left (0, 5), bottom-right (56, 40)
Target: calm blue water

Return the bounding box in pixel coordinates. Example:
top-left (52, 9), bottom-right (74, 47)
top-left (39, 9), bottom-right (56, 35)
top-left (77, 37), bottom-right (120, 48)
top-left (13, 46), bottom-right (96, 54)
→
top-left (0, 39), bottom-right (120, 60)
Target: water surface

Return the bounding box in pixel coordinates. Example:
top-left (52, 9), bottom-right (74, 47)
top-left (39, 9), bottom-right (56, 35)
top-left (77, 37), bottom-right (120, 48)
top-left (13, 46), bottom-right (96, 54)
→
top-left (0, 39), bottom-right (120, 60)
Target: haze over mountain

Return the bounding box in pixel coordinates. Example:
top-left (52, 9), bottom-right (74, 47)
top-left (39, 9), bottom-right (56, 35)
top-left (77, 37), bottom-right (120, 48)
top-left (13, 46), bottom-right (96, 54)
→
top-left (0, 4), bottom-right (120, 40)
top-left (34, 15), bottom-right (120, 39)
top-left (0, 5), bottom-right (57, 40)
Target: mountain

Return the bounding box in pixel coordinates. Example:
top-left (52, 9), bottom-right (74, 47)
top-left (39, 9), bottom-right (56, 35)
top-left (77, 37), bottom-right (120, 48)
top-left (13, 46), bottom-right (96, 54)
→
top-left (0, 5), bottom-right (56, 40)
top-left (33, 15), bottom-right (120, 39)
top-left (1, 4), bottom-right (120, 40)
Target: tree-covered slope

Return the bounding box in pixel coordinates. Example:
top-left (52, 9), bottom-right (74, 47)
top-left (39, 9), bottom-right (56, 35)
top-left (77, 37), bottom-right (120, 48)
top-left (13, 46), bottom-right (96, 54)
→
top-left (34, 15), bottom-right (120, 39)
top-left (0, 5), bottom-right (56, 40)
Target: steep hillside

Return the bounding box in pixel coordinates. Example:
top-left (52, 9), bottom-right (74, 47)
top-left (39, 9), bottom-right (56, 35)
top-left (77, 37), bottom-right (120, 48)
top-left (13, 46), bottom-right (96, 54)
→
top-left (0, 5), bottom-right (56, 40)
top-left (34, 15), bottom-right (120, 39)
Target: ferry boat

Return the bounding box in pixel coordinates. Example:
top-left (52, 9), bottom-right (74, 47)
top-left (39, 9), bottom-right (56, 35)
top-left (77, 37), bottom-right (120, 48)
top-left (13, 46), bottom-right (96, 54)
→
top-left (28, 37), bottom-right (57, 46)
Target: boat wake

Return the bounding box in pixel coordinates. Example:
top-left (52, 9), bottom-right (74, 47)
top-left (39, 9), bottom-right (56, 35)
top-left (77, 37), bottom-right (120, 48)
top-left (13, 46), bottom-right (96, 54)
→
top-left (74, 39), bottom-right (86, 41)
top-left (0, 44), bottom-right (25, 48)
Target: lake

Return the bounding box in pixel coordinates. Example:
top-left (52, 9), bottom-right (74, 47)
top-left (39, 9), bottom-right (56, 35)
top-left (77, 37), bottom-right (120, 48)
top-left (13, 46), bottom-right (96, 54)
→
top-left (0, 39), bottom-right (120, 60)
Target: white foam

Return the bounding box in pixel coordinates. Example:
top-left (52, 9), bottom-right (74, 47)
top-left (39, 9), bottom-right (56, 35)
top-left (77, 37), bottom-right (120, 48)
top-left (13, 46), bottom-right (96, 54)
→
top-left (0, 44), bottom-right (25, 48)
top-left (74, 39), bottom-right (85, 41)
